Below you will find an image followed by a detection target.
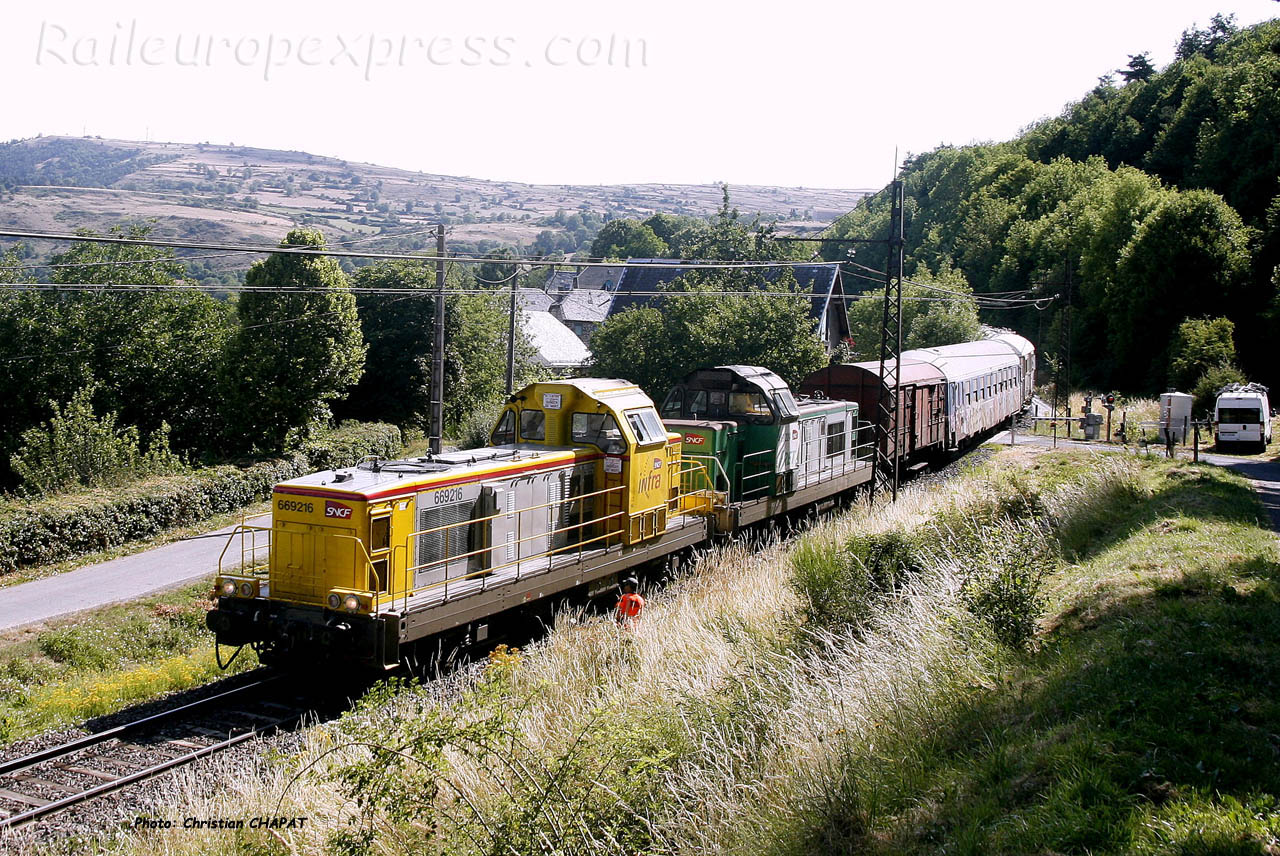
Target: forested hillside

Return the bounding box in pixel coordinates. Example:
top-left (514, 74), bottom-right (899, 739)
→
top-left (825, 15), bottom-right (1280, 396)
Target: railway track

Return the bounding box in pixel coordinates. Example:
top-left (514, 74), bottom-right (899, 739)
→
top-left (0, 672), bottom-right (345, 832)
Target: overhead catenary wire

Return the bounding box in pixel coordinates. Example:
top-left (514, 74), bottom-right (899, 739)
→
top-left (0, 281), bottom-right (1037, 303)
top-left (0, 228), bottom-right (845, 271)
top-left (0, 224), bottom-right (451, 274)
top-left (0, 227), bottom-right (1052, 306)
top-left (839, 266), bottom-right (1056, 310)
top-left (0, 294), bottom-right (419, 365)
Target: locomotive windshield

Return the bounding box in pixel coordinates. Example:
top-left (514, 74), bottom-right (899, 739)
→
top-left (491, 411), bottom-right (516, 445)
top-left (520, 409), bottom-right (546, 440)
top-left (729, 392), bottom-right (771, 418)
top-left (625, 408), bottom-right (667, 445)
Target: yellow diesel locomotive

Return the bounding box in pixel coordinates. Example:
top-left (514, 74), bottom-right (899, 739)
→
top-left (208, 369), bottom-right (870, 669)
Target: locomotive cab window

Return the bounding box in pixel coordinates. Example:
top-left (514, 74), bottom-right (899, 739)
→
top-left (370, 558), bottom-right (389, 593)
top-left (774, 389), bottom-right (799, 419)
top-left (686, 390), bottom-right (713, 418)
top-left (660, 388), bottom-right (683, 419)
top-left (491, 411), bottom-right (516, 445)
top-left (572, 412), bottom-right (625, 453)
top-left (729, 391), bottom-right (773, 422)
top-left (625, 408), bottom-right (666, 445)
top-left (520, 409), bottom-right (546, 441)
top-left (826, 420), bottom-right (846, 456)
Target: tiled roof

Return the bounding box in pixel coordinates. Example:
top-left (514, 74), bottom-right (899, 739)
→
top-left (545, 266), bottom-right (624, 292)
top-left (522, 310), bottom-right (592, 368)
top-left (555, 289), bottom-right (613, 323)
top-left (610, 260), bottom-right (839, 320)
top-left (516, 287), bottom-right (554, 312)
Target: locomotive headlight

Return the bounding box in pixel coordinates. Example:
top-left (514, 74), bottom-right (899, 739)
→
top-left (327, 593), bottom-right (342, 610)
top-left (238, 581), bottom-right (255, 598)
top-left (221, 580), bottom-right (237, 597)
top-left (344, 595), bottom-right (361, 612)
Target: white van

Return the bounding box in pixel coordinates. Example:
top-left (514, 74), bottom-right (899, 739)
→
top-left (1215, 384), bottom-right (1272, 452)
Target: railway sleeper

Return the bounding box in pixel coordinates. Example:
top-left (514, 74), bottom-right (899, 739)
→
top-left (59, 765), bottom-right (118, 782)
top-left (0, 788), bottom-right (49, 808)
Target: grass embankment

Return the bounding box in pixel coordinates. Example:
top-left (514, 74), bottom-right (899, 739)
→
top-left (0, 584), bottom-right (258, 746)
top-left (60, 447), bottom-right (1280, 856)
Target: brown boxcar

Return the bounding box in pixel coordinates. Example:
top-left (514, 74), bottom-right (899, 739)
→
top-left (799, 359), bottom-right (946, 462)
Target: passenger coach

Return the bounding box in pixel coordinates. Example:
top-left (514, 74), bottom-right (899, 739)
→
top-left (800, 329), bottom-right (1035, 463)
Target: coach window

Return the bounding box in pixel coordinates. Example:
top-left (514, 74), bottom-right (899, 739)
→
top-left (491, 410), bottom-right (516, 445)
top-left (520, 409), bottom-right (546, 441)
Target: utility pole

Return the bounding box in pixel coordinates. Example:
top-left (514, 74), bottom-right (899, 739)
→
top-left (429, 224), bottom-right (446, 455)
top-left (874, 179), bottom-right (905, 504)
top-left (506, 266), bottom-right (519, 394)
top-left (1064, 256), bottom-right (1073, 411)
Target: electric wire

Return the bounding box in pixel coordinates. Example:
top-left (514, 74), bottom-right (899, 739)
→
top-left (0, 294), bottom-right (419, 365)
top-left (0, 228), bottom-right (844, 271)
top-left (0, 224), bottom-right (450, 274)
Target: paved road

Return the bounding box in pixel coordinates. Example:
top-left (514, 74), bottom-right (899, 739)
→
top-left (0, 514), bottom-right (268, 633)
top-left (1198, 452), bottom-right (1280, 531)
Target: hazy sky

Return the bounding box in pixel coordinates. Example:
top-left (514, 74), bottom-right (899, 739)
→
top-left (3, 1), bottom-right (1276, 189)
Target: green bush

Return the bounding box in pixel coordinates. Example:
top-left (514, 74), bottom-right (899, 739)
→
top-left (297, 420), bottom-right (401, 471)
top-left (957, 522), bottom-right (1053, 651)
top-left (454, 398), bottom-right (504, 451)
top-left (10, 385), bottom-right (184, 495)
top-left (0, 422), bottom-right (400, 576)
top-left (792, 529), bottom-right (926, 630)
top-left (1191, 361), bottom-right (1247, 417)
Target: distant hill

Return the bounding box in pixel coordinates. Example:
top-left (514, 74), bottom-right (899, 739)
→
top-left (0, 136), bottom-right (870, 276)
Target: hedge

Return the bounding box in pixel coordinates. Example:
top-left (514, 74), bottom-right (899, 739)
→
top-left (0, 422), bottom-right (401, 576)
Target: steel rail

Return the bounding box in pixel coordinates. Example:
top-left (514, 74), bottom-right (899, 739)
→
top-left (0, 674), bottom-right (279, 778)
top-left (0, 673), bottom-right (288, 831)
top-left (0, 715), bottom-right (289, 830)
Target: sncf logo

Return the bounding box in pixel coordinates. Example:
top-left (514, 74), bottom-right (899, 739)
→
top-left (683, 434), bottom-right (706, 446)
top-left (325, 500), bottom-right (353, 520)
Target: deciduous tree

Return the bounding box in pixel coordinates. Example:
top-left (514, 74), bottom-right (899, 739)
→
top-left (1169, 317), bottom-right (1238, 390)
top-left (336, 260), bottom-right (530, 437)
top-left (222, 228), bottom-right (365, 453)
top-left (589, 219), bottom-right (668, 260)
